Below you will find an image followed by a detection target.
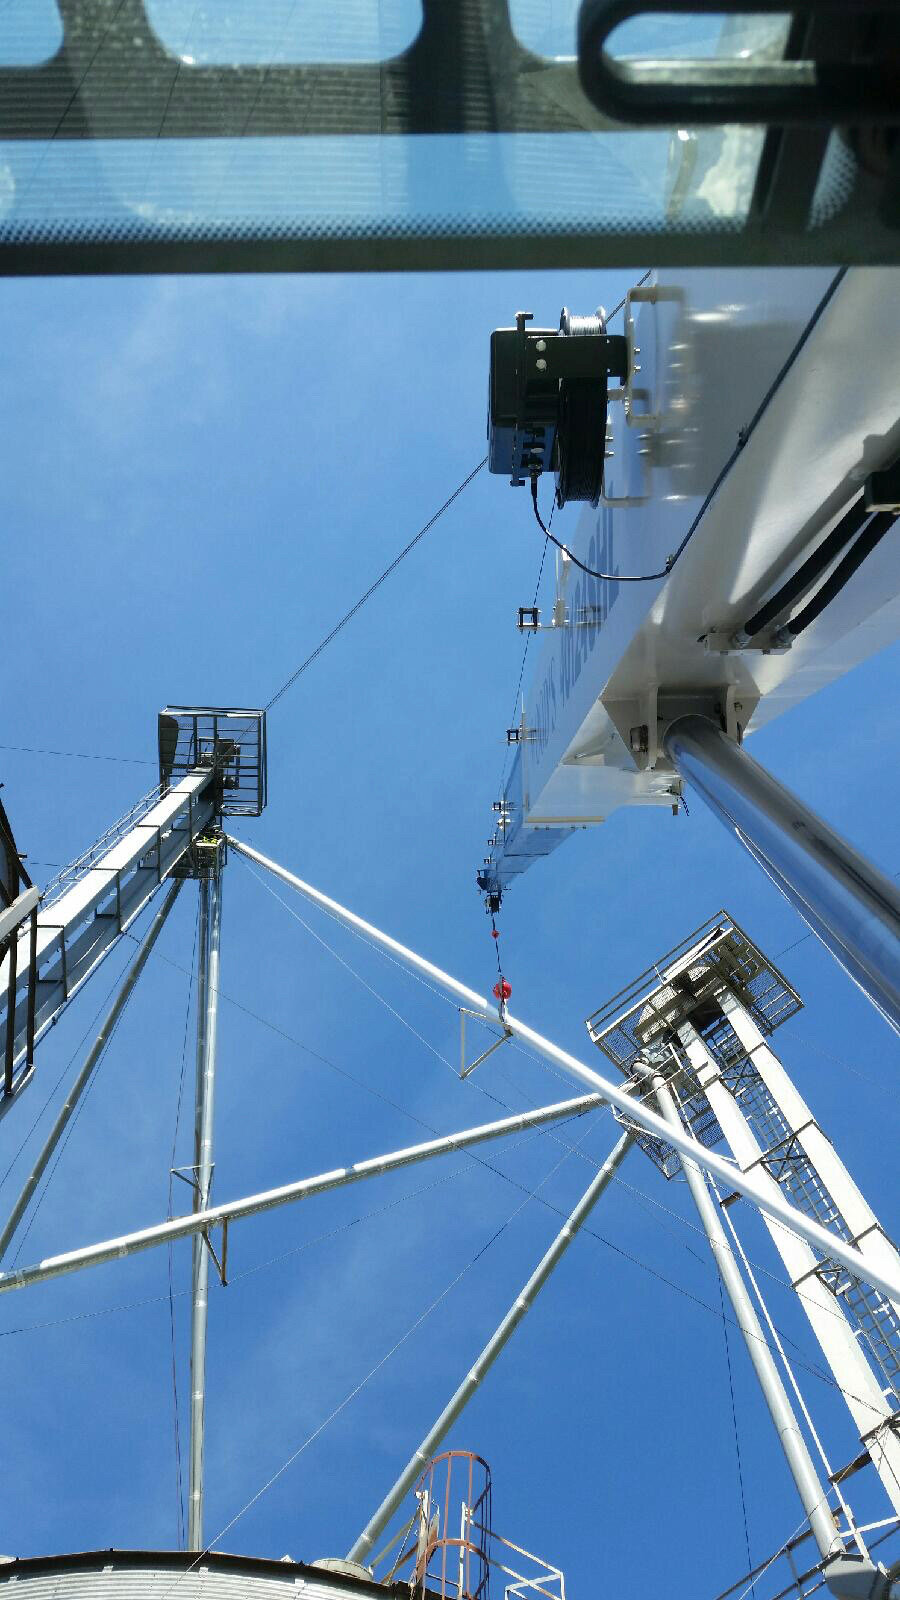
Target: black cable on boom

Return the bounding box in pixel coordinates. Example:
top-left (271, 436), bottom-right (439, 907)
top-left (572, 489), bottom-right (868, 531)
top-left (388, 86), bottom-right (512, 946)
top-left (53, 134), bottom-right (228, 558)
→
top-left (785, 510), bottom-right (896, 638)
top-left (530, 474), bottom-right (671, 581)
top-left (739, 494), bottom-right (871, 640)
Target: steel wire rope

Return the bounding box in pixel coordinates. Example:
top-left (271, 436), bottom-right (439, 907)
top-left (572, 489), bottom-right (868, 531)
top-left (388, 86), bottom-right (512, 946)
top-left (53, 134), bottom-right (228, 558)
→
top-left (0, 743), bottom-right (153, 765)
top-left (2, 460), bottom-right (486, 827)
top-left (151, 0), bottom-right (202, 141)
top-left (716, 1494), bottom-right (899, 1600)
top-left (241, 860), bottom-right (475, 1079)
top-left (15, 74), bottom-right (609, 836)
top-left (0, 1169), bottom-right (472, 1338)
top-left (773, 870), bottom-right (900, 970)
top-left (17, 0), bottom-right (127, 184)
top-left (238, 860), bottom-right (641, 1229)
top-left (496, 503), bottom-right (552, 801)
top-left (121, 928), bottom-right (468, 1134)
top-left (478, 1036), bottom-right (897, 1369)
top-left (157, 1120), bottom-right (600, 1598)
top-left (0, 1080), bottom-right (889, 1435)
top-left (262, 457), bottom-right (487, 714)
top-left (673, 1029), bottom-right (759, 1600)
top-left (118, 915), bottom-right (630, 1306)
top-left (618, 1161), bottom-right (900, 1360)
top-left (167, 895), bottom-right (200, 1552)
top-left (128, 912), bottom-right (729, 1299)
top-left (139, 876), bottom-right (755, 1326)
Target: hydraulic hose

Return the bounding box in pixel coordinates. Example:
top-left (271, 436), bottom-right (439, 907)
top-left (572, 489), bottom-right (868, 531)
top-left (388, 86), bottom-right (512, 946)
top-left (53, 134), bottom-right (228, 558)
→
top-left (736, 494), bottom-right (869, 642)
top-left (783, 510), bottom-right (896, 638)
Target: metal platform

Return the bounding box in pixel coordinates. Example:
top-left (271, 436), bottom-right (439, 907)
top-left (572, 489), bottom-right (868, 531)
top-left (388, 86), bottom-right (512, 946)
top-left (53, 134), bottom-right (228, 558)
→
top-left (158, 706), bottom-right (267, 818)
top-left (586, 912), bottom-right (801, 1070)
top-left (584, 912), bottom-right (802, 1178)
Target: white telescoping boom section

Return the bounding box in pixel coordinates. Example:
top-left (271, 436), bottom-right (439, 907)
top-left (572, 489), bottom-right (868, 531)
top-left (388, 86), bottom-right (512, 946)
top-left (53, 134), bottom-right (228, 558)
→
top-left (480, 268), bottom-right (900, 1022)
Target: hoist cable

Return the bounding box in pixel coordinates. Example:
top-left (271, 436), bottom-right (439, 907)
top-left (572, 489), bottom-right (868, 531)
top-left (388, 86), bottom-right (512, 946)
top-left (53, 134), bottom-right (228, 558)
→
top-left (264, 456), bottom-right (487, 713)
top-left (496, 501), bottom-right (552, 800)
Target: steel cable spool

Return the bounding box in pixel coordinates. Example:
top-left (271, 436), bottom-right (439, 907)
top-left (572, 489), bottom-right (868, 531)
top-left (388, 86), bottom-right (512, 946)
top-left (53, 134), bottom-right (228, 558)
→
top-left (555, 306), bottom-right (608, 509)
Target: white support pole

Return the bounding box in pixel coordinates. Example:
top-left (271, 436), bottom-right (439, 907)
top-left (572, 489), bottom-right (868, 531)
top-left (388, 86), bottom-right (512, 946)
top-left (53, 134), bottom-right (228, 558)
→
top-left (650, 1070), bottom-right (843, 1564)
top-left (226, 837), bottom-right (900, 1310)
top-left (0, 1094), bottom-right (603, 1297)
top-left (348, 1129), bottom-right (635, 1566)
top-left (0, 879), bottom-right (183, 1265)
top-left (189, 868), bottom-right (222, 1552)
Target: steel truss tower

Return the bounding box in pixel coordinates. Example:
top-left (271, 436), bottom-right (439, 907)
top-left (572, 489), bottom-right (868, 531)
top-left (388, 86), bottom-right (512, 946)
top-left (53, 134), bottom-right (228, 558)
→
top-left (587, 914), bottom-right (900, 1567)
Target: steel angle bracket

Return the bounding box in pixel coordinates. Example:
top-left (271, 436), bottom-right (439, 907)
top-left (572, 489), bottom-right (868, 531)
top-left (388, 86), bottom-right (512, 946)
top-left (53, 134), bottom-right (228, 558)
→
top-left (202, 1220), bottom-right (229, 1287)
top-left (459, 1007), bottom-right (513, 1079)
top-left (171, 1164), bottom-right (228, 1283)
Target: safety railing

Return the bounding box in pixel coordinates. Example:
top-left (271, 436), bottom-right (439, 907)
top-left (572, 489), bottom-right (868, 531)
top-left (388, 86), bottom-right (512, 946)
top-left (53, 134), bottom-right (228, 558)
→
top-left (377, 1450), bottom-right (565, 1600)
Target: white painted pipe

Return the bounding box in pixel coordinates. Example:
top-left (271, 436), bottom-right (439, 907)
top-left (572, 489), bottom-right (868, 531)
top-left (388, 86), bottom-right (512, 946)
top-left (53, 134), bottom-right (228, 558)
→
top-left (189, 868), bottom-right (222, 1552)
top-left (348, 1129), bottom-right (635, 1565)
top-left (0, 1093), bottom-right (602, 1296)
top-left (226, 836), bottom-right (900, 1309)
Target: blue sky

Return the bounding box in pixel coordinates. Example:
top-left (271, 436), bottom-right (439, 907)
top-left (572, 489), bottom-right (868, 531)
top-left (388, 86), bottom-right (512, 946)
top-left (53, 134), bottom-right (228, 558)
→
top-left (1, 267), bottom-right (899, 1600)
